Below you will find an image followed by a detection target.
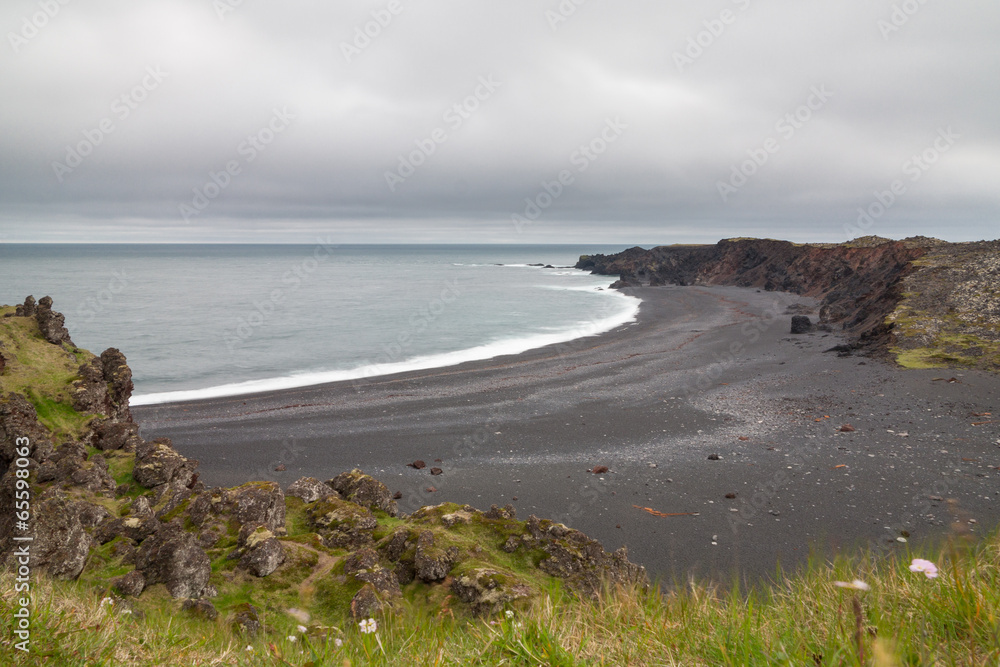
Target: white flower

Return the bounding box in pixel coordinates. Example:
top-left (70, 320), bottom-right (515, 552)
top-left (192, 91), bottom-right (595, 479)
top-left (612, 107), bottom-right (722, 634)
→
top-left (334, 638), bottom-right (343, 647)
top-left (359, 618), bottom-right (377, 634)
top-left (297, 624), bottom-right (308, 633)
top-left (834, 579), bottom-right (870, 591)
top-left (288, 635), bottom-right (297, 642)
top-left (505, 610), bottom-right (514, 619)
top-left (245, 645), bottom-right (254, 652)
top-left (121, 609), bottom-right (132, 615)
top-left (909, 558), bottom-right (939, 579)
top-left (100, 597), bottom-right (114, 607)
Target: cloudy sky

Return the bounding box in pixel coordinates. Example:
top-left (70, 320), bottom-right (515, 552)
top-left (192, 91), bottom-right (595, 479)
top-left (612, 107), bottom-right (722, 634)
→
top-left (1, 1), bottom-right (997, 244)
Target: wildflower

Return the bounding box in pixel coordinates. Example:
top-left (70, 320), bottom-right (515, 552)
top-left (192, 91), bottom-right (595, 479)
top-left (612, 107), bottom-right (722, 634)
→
top-left (297, 624), bottom-right (308, 634)
top-left (909, 558), bottom-right (939, 579)
top-left (121, 609), bottom-right (132, 615)
top-left (245, 645), bottom-right (254, 652)
top-left (834, 579), bottom-right (870, 591)
top-left (505, 610), bottom-right (514, 619)
top-left (100, 597), bottom-right (114, 607)
top-left (334, 638), bottom-right (343, 647)
top-left (288, 635), bottom-right (298, 642)
top-left (360, 618), bottom-right (377, 634)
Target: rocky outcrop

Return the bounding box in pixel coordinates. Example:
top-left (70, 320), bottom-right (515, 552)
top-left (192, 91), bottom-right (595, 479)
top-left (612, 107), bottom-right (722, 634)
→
top-left (887, 240), bottom-right (1000, 371)
top-left (135, 522), bottom-right (212, 599)
top-left (578, 237), bottom-right (928, 353)
top-left (305, 496), bottom-right (378, 550)
top-left (28, 490), bottom-right (107, 580)
top-left (35, 296), bottom-right (73, 346)
top-left (451, 568), bottom-right (533, 615)
top-left (285, 476), bottom-right (337, 503)
top-left (328, 469), bottom-right (398, 517)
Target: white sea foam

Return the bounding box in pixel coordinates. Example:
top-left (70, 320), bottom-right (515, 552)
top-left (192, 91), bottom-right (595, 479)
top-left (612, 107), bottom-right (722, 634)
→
top-left (130, 290), bottom-right (641, 406)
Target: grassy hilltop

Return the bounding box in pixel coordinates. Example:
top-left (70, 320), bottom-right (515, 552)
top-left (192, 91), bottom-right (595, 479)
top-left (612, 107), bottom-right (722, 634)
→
top-left (1, 295), bottom-right (999, 665)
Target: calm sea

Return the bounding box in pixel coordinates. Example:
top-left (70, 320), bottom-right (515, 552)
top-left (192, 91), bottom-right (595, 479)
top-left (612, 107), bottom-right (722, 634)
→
top-left (0, 244), bottom-right (639, 404)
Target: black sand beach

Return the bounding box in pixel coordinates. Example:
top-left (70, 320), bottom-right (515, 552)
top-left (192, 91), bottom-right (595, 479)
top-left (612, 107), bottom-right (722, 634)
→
top-left (133, 285), bottom-right (1000, 585)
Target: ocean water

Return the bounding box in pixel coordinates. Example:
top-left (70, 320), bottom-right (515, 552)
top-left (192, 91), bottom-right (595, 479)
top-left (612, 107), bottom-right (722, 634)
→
top-left (0, 244), bottom-right (639, 404)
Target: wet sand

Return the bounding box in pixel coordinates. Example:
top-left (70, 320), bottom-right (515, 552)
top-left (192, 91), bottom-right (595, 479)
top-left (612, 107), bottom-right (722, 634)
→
top-left (133, 285), bottom-right (1000, 585)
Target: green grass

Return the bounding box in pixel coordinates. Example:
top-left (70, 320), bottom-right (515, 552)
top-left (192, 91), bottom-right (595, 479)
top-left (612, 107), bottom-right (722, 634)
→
top-left (4, 532), bottom-right (1000, 665)
top-left (0, 310), bottom-right (98, 440)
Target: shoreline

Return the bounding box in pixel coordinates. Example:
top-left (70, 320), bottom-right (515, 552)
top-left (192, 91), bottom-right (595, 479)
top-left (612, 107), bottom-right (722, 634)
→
top-left (133, 285), bottom-right (1000, 584)
top-left (129, 269), bottom-right (640, 407)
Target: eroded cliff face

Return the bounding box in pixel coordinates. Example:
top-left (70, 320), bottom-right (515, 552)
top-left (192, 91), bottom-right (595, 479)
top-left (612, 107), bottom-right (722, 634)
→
top-left (578, 237), bottom-right (930, 352)
top-left (888, 240), bottom-right (1000, 371)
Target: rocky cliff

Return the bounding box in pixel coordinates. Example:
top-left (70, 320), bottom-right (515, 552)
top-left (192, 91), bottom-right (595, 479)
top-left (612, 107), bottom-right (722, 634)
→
top-left (0, 297), bottom-right (645, 632)
top-left (578, 236), bottom-right (1000, 369)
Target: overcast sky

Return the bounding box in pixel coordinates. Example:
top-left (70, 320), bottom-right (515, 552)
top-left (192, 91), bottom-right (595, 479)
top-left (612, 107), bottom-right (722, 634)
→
top-left (1, 1), bottom-right (997, 244)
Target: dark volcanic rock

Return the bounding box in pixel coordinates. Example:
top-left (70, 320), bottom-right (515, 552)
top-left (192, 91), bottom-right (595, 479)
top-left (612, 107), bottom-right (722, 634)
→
top-left (35, 296), bottom-right (73, 346)
top-left (305, 496), bottom-right (378, 550)
top-left (90, 420), bottom-right (140, 452)
top-left (135, 522), bottom-right (212, 599)
top-left (238, 533), bottom-right (285, 577)
top-left (113, 570), bottom-right (146, 597)
top-left (518, 515), bottom-right (647, 597)
top-left (451, 568), bottom-right (533, 615)
top-left (414, 530), bottom-right (457, 582)
top-left (100, 348), bottom-right (134, 422)
top-left (133, 438), bottom-right (198, 490)
top-left (26, 490), bottom-right (101, 580)
top-left (350, 584), bottom-right (385, 619)
top-left (14, 296), bottom-right (36, 317)
top-left (328, 469), bottom-right (398, 517)
top-left (285, 476), bottom-right (337, 503)
top-left (790, 315), bottom-right (813, 334)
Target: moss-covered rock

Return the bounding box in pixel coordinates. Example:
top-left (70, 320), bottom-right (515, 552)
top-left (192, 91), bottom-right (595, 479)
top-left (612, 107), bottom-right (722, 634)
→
top-left (327, 469), bottom-right (398, 517)
top-left (305, 496), bottom-right (378, 550)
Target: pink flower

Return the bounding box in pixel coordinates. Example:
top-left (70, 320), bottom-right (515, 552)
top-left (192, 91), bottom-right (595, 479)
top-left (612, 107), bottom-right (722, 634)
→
top-left (909, 558), bottom-right (939, 579)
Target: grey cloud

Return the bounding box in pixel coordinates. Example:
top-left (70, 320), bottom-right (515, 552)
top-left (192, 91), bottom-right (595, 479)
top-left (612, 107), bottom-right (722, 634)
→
top-left (0, 0), bottom-right (997, 243)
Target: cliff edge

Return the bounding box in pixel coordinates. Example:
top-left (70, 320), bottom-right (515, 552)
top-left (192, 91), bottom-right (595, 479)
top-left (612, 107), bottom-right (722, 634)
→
top-left (578, 236), bottom-right (1000, 370)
